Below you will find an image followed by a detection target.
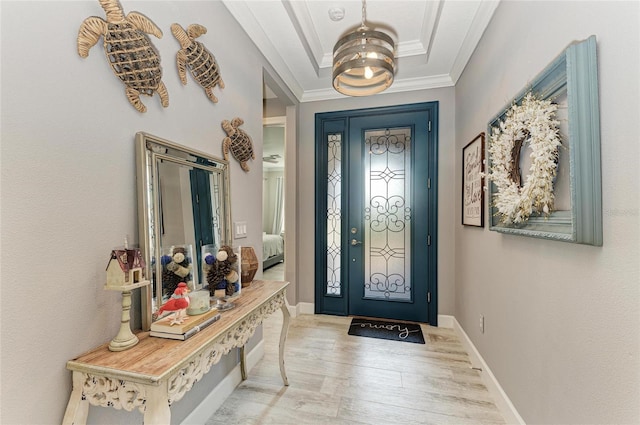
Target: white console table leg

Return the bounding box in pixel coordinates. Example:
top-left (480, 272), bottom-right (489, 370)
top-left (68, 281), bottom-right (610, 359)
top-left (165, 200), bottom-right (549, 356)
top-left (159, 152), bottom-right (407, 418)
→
top-left (279, 301), bottom-right (290, 386)
top-left (240, 346), bottom-right (247, 380)
top-left (62, 371), bottom-right (89, 425)
top-left (144, 383), bottom-right (171, 425)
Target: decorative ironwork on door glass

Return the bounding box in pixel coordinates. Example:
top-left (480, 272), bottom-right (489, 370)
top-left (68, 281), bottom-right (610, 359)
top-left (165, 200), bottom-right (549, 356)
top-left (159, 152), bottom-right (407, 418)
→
top-left (364, 128), bottom-right (412, 301)
top-left (326, 133), bottom-right (342, 295)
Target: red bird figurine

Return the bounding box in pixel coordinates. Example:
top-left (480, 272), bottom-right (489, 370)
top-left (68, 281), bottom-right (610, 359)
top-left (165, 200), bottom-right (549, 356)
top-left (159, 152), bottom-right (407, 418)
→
top-left (158, 282), bottom-right (190, 325)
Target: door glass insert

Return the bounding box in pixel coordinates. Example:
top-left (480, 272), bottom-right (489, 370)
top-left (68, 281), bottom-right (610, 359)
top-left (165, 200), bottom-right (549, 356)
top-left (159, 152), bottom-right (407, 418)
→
top-left (364, 128), bottom-right (412, 301)
top-left (326, 133), bottom-right (342, 295)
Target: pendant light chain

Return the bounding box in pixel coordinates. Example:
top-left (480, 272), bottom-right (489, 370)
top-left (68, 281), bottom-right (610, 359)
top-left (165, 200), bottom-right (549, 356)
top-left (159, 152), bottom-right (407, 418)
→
top-left (361, 0), bottom-right (367, 28)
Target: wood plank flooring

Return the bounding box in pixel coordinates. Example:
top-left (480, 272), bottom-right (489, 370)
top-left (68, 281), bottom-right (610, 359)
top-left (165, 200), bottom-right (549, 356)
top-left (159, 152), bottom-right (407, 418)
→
top-left (206, 313), bottom-right (505, 424)
top-left (262, 261), bottom-right (285, 281)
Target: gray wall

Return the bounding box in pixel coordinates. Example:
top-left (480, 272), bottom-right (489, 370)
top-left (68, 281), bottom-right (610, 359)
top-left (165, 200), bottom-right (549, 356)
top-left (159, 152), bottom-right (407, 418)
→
top-left (297, 87), bottom-right (457, 315)
top-left (454, 1), bottom-right (640, 423)
top-left (0, 1), bottom-right (290, 423)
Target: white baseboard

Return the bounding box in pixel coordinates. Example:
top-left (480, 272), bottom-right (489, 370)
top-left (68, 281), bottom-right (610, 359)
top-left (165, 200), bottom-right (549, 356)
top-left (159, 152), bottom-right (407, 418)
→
top-left (437, 314), bottom-right (454, 328)
top-left (297, 302), bottom-right (314, 315)
top-left (181, 340), bottom-right (265, 424)
top-left (453, 317), bottom-right (525, 425)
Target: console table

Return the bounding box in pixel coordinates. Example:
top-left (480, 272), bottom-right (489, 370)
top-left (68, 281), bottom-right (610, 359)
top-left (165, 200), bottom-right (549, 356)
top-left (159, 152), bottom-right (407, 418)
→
top-left (63, 280), bottom-right (290, 424)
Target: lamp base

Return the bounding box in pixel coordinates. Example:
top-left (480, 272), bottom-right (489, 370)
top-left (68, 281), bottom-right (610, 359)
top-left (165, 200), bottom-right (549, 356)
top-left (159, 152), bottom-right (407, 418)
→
top-left (109, 332), bottom-right (139, 352)
top-left (108, 290), bottom-right (139, 352)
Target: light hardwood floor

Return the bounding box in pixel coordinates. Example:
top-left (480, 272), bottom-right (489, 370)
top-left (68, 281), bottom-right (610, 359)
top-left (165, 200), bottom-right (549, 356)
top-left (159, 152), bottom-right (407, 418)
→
top-left (206, 308), bottom-right (505, 424)
top-left (261, 261), bottom-right (285, 281)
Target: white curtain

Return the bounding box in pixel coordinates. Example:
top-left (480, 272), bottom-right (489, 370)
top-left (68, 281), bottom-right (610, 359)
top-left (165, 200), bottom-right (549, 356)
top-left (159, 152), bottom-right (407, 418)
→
top-left (271, 176), bottom-right (284, 235)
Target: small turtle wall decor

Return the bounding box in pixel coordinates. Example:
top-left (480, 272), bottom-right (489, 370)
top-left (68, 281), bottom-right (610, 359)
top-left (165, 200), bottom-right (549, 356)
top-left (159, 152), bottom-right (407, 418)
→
top-left (77, 0), bottom-right (169, 113)
top-left (171, 23), bottom-right (225, 103)
top-left (222, 118), bottom-right (255, 172)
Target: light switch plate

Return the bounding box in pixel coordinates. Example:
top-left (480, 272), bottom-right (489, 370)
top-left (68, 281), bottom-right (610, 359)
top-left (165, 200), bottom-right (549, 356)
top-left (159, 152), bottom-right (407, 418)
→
top-left (234, 221), bottom-right (247, 239)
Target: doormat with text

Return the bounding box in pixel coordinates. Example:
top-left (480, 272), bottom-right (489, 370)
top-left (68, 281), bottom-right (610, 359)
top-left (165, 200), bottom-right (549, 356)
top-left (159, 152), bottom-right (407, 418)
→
top-left (348, 318), bottom-right (425, 344)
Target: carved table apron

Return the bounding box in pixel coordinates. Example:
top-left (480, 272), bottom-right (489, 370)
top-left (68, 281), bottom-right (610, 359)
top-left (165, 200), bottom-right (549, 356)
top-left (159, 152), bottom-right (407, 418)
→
top-left (63, 280), bottom-right (290, 424)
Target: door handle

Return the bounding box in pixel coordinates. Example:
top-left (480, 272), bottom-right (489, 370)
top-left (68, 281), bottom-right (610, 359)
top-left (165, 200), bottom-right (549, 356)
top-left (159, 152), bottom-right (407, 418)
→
top-left (351, 239), bottom-right (362, 246)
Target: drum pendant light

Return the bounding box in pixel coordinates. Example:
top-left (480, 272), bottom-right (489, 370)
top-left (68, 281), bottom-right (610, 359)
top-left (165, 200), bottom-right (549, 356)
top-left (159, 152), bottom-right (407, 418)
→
top-left (332, 0), bottom-right (395, 96)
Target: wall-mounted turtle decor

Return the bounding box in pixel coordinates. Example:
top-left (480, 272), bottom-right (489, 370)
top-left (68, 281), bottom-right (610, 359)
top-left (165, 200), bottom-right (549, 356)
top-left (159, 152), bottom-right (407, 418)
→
top-left (77, 0), bottom-right (169, 113)
top-left (171, 23), bottom-right (225, 103)
top-left (222, 118), bottom-right (255, 172)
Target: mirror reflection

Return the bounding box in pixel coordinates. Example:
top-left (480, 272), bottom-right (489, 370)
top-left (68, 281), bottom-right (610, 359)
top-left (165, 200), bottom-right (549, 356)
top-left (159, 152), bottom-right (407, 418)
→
top-left (136, 132), bottom-right (231, 328)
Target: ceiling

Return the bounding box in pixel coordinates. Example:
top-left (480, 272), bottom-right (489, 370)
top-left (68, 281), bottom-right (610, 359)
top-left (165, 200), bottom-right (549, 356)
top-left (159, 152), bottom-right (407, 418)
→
top-left (223, 0), bottom-right (500, 103)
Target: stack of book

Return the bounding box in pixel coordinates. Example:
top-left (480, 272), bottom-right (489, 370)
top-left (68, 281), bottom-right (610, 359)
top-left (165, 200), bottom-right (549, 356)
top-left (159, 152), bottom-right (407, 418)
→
top-left (150, 308), bottom-right (221, 340)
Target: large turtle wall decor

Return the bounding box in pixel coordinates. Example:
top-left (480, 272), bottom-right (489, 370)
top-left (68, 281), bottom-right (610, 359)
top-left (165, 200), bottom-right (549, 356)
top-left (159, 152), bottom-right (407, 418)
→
top-left (171, 23), bottom-right (225, 103)
top-left (77, 0), bottom-right (169, 113)
top-left (222, 118), bottom-right (255, 172)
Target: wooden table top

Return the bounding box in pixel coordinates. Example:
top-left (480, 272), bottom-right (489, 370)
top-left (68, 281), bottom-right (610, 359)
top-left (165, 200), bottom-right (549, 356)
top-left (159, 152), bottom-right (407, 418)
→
top-left (67, 280), bottom-right (289, 385)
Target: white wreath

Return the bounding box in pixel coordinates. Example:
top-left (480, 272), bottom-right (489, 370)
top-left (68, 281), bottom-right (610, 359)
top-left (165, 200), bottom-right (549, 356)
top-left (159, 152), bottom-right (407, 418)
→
top-left (487, 93), bottom-right (562, 224)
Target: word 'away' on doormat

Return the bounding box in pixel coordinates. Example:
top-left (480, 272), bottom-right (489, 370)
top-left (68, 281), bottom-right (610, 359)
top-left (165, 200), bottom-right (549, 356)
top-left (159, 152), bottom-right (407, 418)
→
top-left (348, 317), bottom-right (425, 344)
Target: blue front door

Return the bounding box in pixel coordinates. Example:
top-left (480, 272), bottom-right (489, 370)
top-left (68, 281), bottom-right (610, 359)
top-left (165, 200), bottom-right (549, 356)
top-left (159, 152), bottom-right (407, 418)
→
top-left (315, 103), bottom-right (439, 325)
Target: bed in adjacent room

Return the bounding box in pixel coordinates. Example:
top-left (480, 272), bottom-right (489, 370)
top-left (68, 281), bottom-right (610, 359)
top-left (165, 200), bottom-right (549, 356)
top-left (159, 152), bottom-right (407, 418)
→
top-left (263, 232), bottom-right (284, 269)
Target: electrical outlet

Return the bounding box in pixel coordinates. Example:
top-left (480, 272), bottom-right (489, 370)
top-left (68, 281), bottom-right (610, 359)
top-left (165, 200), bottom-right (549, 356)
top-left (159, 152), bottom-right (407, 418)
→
top-left (480, 314), bottom-right (485, 334)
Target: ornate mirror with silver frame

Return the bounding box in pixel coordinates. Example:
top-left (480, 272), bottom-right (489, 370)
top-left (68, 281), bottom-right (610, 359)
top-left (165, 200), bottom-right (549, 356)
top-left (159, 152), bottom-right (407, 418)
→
top-left (136, 132), bottom-right (232, 329)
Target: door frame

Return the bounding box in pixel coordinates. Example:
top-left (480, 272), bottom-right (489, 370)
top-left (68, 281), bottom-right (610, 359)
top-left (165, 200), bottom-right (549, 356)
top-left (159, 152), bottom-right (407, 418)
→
top-left (314, 102), bottom-right (439, 326)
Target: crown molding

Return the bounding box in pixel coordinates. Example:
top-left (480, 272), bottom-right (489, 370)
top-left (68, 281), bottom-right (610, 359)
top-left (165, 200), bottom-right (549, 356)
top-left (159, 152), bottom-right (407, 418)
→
top-left (283, 0), bottom-right (323, 75)
top-left (222, 0), bottom-right (305, 102)
top-left (449, 0), bottom-right (500, 84)
top-left (301, 74), bottom-right (454, 103)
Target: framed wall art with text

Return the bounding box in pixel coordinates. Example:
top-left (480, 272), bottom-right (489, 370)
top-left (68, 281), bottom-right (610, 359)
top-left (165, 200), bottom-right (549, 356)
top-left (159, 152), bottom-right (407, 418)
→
top-left (462, 133), bottom-right (485, 227)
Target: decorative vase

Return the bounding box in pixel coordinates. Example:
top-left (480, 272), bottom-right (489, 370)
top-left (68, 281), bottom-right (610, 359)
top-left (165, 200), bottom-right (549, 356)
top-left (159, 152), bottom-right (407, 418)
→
top-left (241, 246), bottom-right (259, 287)
top-left (201, 243), bottom-right (219, 289)
top-left (204, 244), bottom-right (242, 298)
top-left (160, 244), bottom-right (194, 297)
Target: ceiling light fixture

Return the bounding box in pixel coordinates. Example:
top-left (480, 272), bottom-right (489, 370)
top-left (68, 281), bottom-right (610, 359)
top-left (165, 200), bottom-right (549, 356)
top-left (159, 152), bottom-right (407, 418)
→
top-left (263, 154), bottom-right (281, 164)
top-left (332, 0), bottom-right (395, 96)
